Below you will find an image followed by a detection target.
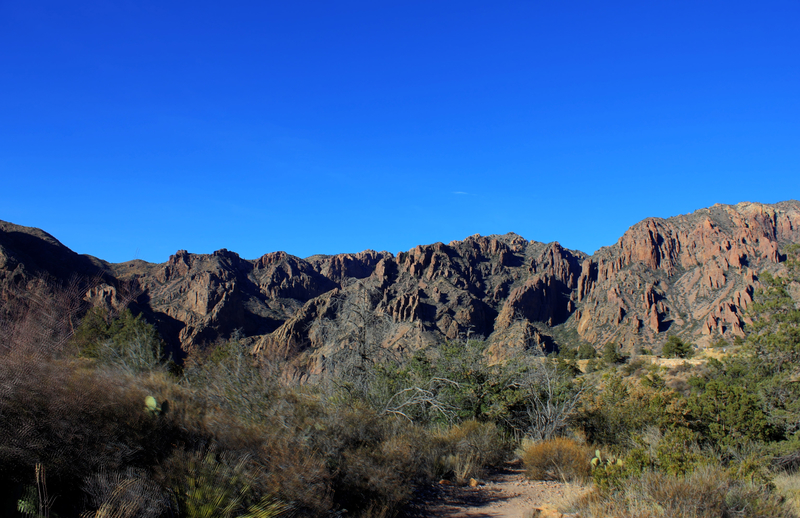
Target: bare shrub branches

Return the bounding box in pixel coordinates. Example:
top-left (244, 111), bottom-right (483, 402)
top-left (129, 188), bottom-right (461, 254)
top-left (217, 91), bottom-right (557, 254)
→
top-left (310, 282), bottom-right (401, 390)
top-left (506, 358), bottom-right (588, 441)
top-left (0, 275), bottom-right (89, 358)
top-left (382, 377), bottom-right (460, 422)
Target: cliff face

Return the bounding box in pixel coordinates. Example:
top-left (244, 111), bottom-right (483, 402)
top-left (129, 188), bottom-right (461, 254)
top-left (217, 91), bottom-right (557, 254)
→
top-left (2, 200), bottom-right (799, 366)
top-left (250, 234), bottom-right (586, 371)
top-left (571, 201), bottom-right (800, 348)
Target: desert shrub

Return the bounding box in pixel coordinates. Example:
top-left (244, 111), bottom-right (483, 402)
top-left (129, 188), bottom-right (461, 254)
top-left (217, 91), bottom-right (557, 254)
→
top-left (620, 357), bottom-right (649, 377)
top-left (655, 427), bottom-right (711, 476)
top-left (300, 401), bottom-right (507, 515)
top-left (181, 337), bottom-right (282, 427)
top-left (500, 358), bottom-right (587, 441)
top-left (157, 448), bottom-right (289, 518)
top-left (602, 342), bottom-right (624, 364)
top-left (578, 374), bottom-right (676, 446)
top-left (307, 401), bottom-right (422, 516)
top-left (591, 456), bottom-right (627, 494)
top-left (519, 437), bottom-right (591, 482)
top-left (0, 353), bottom-right (180, 516)
top-left (685, 380), bottom-right (774, 448)
top-left (662, 335), bottom-right (694, 358)
top-left (570, 465), bottom-right (797, 518)
top-left (429, 420), bottom-right (509, 484)
top-left (73, 308), bottom-right (165, 373)
top-left (577, 342), bottom-right (597, 359)
top-left (775, 471), bottom-right (800, 516)
top-left (82, 468), bottom-right (172, 518)
top-left (644, 466), bottom-right (793, 518)
top-left (557, 346), bottom-right (578, 360)
top-left (428, 339), bottom-right (499, 422)
top-left (0, 276), bottom-right (87, 357)
top-left (0, 339), bottom-right (330, 517)
top-left (140, 372), bottom-right (331, 516)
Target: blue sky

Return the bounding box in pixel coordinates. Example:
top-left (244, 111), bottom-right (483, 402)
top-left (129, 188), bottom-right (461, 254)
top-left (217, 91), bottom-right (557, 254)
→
top-left (1, 1), bottom-right (798, 263)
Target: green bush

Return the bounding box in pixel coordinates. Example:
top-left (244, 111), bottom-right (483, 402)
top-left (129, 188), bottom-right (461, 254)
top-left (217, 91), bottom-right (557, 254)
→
top-left (591, 451), bottom-right (627, 494)
top-left (685, 380), bottom-right (773, 447)
top-left (602, 342), bottom-right (624, 364)
top-left (655, 427), bottom-right (709, 476)
top-left (662, 335), bottom-right (694, 359)
top-left (160, 449), bottom-right (289, 518)
top-left (577, 343), bottom-right (597, 359)
top-left (73, 308), bottom-right (165, 373)
top-left (578, 374), bottom-right (676, 446)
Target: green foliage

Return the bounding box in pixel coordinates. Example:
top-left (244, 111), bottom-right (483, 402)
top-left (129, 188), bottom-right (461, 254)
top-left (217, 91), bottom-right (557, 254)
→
top-left (73, 308), bottom-right (165, 373)
top-left (746, 253), bottom-right (800, 376)
top-left (602, 342), bottom-right (624, 364)
top-left (181, 452), bottom-right (246, 518)
top-left (623, 446), bottom-right (656, 477)
top-left (578, 374), bottom-right (676, 446)
top-left (662, 335), bottom-right (694, 358)
top-left (577, 342), bottom-right (597, 359)
top-left (431, 339), bottom-right (501, 422)
top-left (557, 346), bottom-right (578, 360)
top-left (711, 337), bottom-right (729, 348)
top-left (369, 338), bottom-right (574, 434)
top-left (655, 427), bottom-right (709, 476)
top-left (686, 380), bottom-right (774, 447)
top-left (590, 449), bottom-right (627, 494)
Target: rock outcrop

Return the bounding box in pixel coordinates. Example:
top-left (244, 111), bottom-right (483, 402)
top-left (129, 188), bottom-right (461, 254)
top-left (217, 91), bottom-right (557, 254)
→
top-left (571, 201), bottom-right (800, 348)
top-left (1, 200), bottom-right (798, 369)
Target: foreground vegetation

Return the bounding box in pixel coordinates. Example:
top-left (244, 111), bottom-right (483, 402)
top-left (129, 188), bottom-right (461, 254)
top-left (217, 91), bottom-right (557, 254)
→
top-left (1, 246), bottom-right (799, 517)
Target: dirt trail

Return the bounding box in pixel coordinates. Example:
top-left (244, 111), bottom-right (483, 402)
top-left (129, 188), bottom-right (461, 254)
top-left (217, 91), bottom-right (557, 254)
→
top-left (407, 462), bottom-right (590, 517)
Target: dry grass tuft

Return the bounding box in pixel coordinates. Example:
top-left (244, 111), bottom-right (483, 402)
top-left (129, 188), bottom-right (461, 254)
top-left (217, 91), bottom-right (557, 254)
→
top-left (568, 465), bottom-right (798, 518)
top-left (519, 437), bottom-right (591, 482)
top-left (775, 471), bottom-right (800, 516)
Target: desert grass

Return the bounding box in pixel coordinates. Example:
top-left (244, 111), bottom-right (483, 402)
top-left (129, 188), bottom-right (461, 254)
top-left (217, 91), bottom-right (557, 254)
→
top-left (567, 465), bottom-right (797, 518)
top-left (518, 437), bottom-right (591, 482)
top-left (775, 471), bottom-right (800, 516)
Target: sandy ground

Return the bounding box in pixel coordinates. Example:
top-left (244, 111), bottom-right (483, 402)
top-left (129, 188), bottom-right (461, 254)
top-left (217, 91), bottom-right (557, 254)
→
top-left (406, 462), bottom-right (591, 518)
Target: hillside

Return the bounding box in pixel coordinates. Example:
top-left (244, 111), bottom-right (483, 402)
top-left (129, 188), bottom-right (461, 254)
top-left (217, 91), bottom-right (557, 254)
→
top-left (2, 201), bottom-right (799, 371)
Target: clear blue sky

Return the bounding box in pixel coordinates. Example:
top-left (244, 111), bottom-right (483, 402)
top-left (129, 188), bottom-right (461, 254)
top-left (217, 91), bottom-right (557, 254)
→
top-left (1, 1), bottom-right (798, 263)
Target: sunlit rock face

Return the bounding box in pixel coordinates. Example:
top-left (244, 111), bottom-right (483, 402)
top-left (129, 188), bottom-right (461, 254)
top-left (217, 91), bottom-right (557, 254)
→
top-left (2, 200), bottom-right (799, 371)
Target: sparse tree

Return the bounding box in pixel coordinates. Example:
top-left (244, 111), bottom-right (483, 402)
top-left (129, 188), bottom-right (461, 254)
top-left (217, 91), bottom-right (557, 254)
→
top-left (312, 282), bottom-right (401, 395)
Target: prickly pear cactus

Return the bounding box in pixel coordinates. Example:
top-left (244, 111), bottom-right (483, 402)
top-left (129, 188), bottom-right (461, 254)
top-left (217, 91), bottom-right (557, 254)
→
top-left (145, 395), bottom-right (161, 416)
top-left (590, 449), bottom-right (626, 493)
top-left (590, 449), bottom-right (623, 470)
top-left (590, 450), bottom-right (602, 468)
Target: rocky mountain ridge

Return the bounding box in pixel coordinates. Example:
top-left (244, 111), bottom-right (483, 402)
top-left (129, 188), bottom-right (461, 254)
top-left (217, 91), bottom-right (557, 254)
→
top-left (1, 201), bottom-right (798, 370)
